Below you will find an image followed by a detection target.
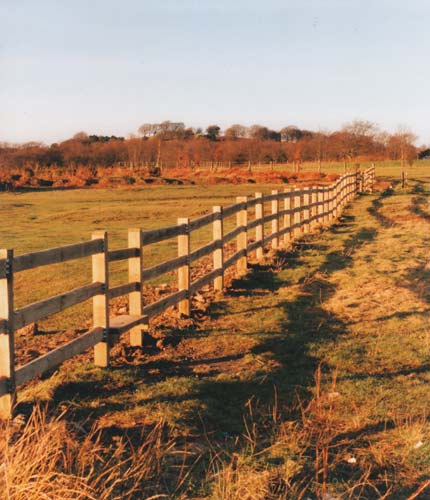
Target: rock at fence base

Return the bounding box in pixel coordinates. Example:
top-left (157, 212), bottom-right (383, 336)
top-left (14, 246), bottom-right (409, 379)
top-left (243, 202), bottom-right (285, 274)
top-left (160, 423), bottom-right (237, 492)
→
top-left (156, 337), bottom-right (170, 350)
top-left (157, 283), bottom-right (169, 294)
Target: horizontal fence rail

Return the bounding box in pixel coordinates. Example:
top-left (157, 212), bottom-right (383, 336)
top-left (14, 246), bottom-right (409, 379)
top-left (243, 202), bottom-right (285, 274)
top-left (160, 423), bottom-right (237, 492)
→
top-left (0, 168), bottom-right (375, 418)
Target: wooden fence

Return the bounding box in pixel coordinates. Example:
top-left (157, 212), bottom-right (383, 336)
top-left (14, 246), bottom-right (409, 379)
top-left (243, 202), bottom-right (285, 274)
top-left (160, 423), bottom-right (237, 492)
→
top-left (0, 168), bottom-right (375, 418)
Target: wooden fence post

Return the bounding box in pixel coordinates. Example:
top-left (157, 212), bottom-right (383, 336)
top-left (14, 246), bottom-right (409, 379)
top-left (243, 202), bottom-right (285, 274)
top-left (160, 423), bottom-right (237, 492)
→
top-left (271, 190), bottom-right (279, 249)
top-left (178, 217), bottom-right (190, 316)
top-left (334, 180), bottom-right (340, 218)
top-left (323, 186), bottom-right (328, 224)
top-left (212, 206), bottom-right (224, 292)
top-left (0, 249), bottom-right (15, 419)
top-left (255, 192), bottom-right (264, 259)
top-left (293, 188), bottom-right (302, 238)
top-left (311, 186), bottom-right (318, 229)
top-left (283, 188), bottom-right (292, 246)
top-left (346, 175), bottom-right (350, 202)
top-left (318, 186), bottom-right (324, 225)
top-left (236, 196), bottom-right (248, 275)
top-left (128, 228), bottom-right (146, 347)
top-left (328, 185), bottom-right (334, 222)
top-left (303, 187), bottom-right (310, 233)
top-left (92, 231), bottom-right (110, 367)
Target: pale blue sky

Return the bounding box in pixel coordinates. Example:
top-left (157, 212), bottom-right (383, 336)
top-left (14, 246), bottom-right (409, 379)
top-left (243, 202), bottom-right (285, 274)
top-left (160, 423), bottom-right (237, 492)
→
top-left (1, 0), bottom-right (429, 144)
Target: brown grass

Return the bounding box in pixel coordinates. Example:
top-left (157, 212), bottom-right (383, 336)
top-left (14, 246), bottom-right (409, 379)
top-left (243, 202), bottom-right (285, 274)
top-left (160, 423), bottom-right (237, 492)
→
top-left (0, 407), bottom-right (183, 500)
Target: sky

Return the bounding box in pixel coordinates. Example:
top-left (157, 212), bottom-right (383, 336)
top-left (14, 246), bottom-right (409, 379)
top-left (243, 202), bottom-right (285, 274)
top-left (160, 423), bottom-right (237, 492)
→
top-left (1, 0), bottom-right (429, 145)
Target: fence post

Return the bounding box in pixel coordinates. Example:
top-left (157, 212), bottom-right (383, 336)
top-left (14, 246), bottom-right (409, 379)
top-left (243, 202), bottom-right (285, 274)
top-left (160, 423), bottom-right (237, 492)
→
top-left (271, 190), bottom-right (279, 249)
top-left (293, 188), bottom-right (302, 238)
top-left (310, 186), bottom-right (318, 230)
top-left (330, 185), bottom-right (335, 220)
top-left (342, 176), bottom-right (346, 204)
top-left (322, 187), bottom-right (329, 224)
top-left (92, 231), bottom-right (110, 367)
top-left (334, 180), bottom-right (340, 218)
top-left (283, 188), bottom-right (292, 246)
top-left (303, 187), bottom-right (310, 233)
top-left (178, 217), bottom-right (190, 316)
top-left (128, 228), bottom-right (146, 347)
top-left (236, 196), bottom-right (248, 275)
top-left (0, 249), bottom-right (15, 419)
top-left (255, 192), bottom-right (264, 259)
top-left (318, 186), bottom-right (324, 225)
top-left (212, 206), bottom-right (224, 292)
top-left (346, 175), bottom-right (350, 203)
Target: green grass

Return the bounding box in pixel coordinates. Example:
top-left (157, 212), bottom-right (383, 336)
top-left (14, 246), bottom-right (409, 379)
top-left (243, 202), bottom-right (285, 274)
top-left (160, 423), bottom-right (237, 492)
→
top-left (2, 183), bottom-right (283, 329)
top-left (7, 168), bottom-right (430, 497)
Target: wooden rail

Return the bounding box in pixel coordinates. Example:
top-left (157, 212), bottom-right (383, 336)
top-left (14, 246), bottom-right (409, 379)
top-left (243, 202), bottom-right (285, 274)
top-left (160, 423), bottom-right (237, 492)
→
top-left (0, 170), bottom-right (373, 418)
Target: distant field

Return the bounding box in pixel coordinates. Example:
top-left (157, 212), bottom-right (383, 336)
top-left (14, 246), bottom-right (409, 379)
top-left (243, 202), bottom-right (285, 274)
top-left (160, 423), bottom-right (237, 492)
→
top-left (250, 159), bottom-right (430, 178)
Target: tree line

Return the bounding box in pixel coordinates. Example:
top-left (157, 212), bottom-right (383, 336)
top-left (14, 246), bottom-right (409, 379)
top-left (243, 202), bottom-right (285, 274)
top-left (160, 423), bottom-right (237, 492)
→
top-left (0, 120), bottom-right (424, 175)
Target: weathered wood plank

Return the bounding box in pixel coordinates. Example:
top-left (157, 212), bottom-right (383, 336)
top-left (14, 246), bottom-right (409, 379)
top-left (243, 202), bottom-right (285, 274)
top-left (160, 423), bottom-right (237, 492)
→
top-left (223, 225), bottom-right (244, 243)
top-left (141, 224), bottom-right (186, 245)
top-left (189, 240), bottom-right (219, 263)
top-left (14, 239), bottom-right (104, 273)
top-left (245, 197), bottom-right (259, 208)
top-left (109, 315), bottom-right (147, 335)
top-left (223, 201), bottom-right (246, 218)
top-left (108, 282), bottom-right (139, 299)
top-left (247, 240), bottom-right (263, 253)
top-left (0, 319), bottom-right (7, 334)
top-left (262, 213), bottom-right (279, 224)
top-left (247, 219), bottom-right (262, 230)
top-left (224, 248), bottom-right (246, 269)
top-left (108, 247), bottom-right (139, 262)
top-left (142, 289), bottom-right (187, 318)
top-left (0, 259), bottom-right (6, 280)
top-left (0, 378), bottom-right (8, 398)
top-left (14, 327), bottom-right (104, 387)
top-left (141, 255), bottom-right (187, 281)
top-left (189, 268), bottom-right (222, 295)
top-left (189, 212), bottom-right (216, 231)
top-left (14, 282), bottom-right (104, 330)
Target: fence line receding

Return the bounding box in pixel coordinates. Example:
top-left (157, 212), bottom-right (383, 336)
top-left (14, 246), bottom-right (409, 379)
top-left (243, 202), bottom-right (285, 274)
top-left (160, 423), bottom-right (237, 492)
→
top-left (0, 167), bottom-right (375, 418)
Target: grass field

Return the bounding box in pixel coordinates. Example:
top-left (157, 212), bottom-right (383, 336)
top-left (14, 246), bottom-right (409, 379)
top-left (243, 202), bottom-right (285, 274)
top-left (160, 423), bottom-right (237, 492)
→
top-left (2, 183), bottom-right (286, 333)
top-left (2, 166), bottom-right (430, 498)
top-left (204, 159), bottom-right (430, 178)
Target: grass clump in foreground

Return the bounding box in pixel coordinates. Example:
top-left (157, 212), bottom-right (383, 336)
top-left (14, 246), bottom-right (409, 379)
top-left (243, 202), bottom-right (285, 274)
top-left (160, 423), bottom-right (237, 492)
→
top-left (4, 175), bottom-right (430, 498)
top-left (0, 407), bottom-right (181, 500)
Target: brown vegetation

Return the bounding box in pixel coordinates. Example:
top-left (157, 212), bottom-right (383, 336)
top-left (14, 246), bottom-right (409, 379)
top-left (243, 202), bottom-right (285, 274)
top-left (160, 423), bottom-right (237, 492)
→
top-left (0, 120), bottom-right (421, 190)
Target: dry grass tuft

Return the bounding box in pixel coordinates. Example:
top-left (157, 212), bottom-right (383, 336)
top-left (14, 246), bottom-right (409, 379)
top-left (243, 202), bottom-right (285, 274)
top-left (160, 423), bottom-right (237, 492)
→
top-left (0, 406), bottom-right (180, 500)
